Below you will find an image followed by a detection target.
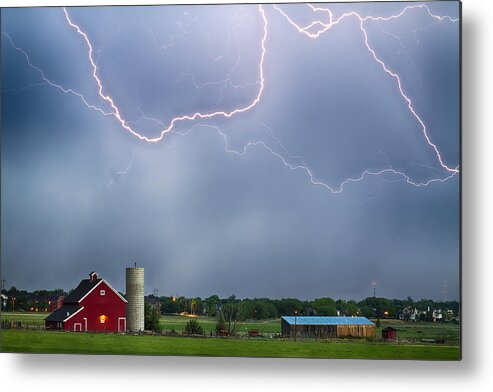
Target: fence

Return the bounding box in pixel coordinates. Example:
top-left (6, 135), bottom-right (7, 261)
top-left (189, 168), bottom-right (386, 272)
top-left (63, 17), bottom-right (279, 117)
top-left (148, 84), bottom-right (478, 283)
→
top-left (1, 319), bottom-right (46, 330)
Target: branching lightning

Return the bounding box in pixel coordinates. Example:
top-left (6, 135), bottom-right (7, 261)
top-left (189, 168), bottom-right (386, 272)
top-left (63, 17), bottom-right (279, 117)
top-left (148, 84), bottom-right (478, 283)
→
top-left (61, 5), bottom-right (268, 143)
top-left (1, 32), bottom-right (114, 117)
top-left (273, 3), bottom-right (459, 174)
top-left (2, 3), bottom-right (459, 195)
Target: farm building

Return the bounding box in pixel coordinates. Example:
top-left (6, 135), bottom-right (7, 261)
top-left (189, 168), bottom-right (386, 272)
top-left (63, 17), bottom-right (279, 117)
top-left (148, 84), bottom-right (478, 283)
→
top-left (382, 326), bottom-right (398, 341)
top-left (45, 271), bottom-right (127, 332)
top-left (281, 316), bottom-right (375, 339)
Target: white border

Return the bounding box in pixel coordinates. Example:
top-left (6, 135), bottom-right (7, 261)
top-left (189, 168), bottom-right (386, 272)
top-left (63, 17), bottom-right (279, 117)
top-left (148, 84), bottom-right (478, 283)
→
top-left (1, 1), bottom-right (493, 392)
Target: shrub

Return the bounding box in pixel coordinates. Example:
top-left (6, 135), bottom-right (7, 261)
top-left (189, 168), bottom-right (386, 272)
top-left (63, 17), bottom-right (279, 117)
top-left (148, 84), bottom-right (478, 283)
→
top-left (184, 319), bottom-right (204, 335)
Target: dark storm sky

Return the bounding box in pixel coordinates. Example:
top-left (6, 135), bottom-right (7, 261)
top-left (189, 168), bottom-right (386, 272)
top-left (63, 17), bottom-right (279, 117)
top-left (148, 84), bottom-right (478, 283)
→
top-left (1, 2), bottom-right (460, 300)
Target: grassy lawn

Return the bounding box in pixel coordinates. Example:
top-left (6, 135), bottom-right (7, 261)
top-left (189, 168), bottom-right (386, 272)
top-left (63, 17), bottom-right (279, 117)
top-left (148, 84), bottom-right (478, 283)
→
top-left (0, 329), bottom-right (460, 360)
top-left (1, 312), bottom-right (49, 325)
top-left (376, 319), bottom-right (460, 343)
top-left (1, 313), bottom-right (460, 343)
top-left (159, 315), bottom-right (280, 334)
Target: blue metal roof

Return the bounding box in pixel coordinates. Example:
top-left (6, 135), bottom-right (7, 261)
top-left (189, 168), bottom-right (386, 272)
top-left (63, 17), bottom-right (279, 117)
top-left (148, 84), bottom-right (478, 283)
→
top-left (281, 316), bottom-right (374, 326)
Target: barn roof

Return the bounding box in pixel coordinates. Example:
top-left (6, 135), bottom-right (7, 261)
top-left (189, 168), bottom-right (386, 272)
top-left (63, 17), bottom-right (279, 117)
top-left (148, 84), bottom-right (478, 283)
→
top-left (63, 278), bottom-right (102, 303)
top-left (45, 306), bottom-right (84, 322)
top-left (281, 316), bottom-right (374, 326)
top-left (63, 275), bottom-right (127, 304)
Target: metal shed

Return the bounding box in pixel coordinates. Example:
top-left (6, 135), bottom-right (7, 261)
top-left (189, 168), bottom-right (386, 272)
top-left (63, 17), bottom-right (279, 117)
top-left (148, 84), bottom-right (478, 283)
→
top-left (382, 326), bottom-right (398, 341)
top-left (281, 316), bottom-right (375, 339)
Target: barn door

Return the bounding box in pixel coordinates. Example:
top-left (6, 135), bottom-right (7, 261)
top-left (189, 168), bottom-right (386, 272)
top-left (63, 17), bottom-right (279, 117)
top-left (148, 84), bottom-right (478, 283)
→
top-left (74, 323), bottom-right (82, 332)
top-left (118, 317), bottom-right (126, 332)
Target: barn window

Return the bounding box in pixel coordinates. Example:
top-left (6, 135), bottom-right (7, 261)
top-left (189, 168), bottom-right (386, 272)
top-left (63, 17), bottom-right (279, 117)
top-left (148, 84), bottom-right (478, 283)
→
top-left (100, 290), bottom-right (105, 296)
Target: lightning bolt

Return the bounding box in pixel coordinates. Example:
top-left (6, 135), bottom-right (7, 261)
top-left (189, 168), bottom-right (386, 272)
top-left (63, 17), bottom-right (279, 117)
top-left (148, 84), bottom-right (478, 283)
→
top-left (1, 32), bottom-right (113, 117)
top-left (104, 148), bottom-right (142, 188)
top-left (62, 5), bottom-right (268, 143)
top-left (2, 3), bottom-right (459, 196)
top-left (273, 3), bottom-right (459, 175)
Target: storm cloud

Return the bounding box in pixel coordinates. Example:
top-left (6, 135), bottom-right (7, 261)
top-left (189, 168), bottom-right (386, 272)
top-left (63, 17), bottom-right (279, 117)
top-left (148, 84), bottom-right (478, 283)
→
top-left (1, 2), bottom-right (460, 300)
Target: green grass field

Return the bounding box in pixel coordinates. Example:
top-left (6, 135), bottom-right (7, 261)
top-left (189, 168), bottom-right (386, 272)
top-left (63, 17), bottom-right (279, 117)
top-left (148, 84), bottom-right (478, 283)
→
top-left (1, 312), bottom-right (460, 359)
top-left (1, 311), bottom-right (48, 325)
top-left (0, 329), bottom-right (460, 360)
top-left (376, 319), bottom-right (460, 343)
top-left (1, 312), bottom-right (460, 341)
top-left (159, 315), bottom-right (280, 334)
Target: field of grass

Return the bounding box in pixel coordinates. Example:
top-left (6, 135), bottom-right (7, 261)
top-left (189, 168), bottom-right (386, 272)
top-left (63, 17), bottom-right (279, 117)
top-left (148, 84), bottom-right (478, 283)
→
top-left (0, 329), bottom-right (460, 360)
top-left (159, 315), bottom-right (280, 334)
top-left (377, 319), bottom-right (460, 343)
top-left (1, 312), bottom-right (49, 325)
top-left (1, 312), bottom-right (460, 343)
top-left (160, 315), bottom-right (460, 342)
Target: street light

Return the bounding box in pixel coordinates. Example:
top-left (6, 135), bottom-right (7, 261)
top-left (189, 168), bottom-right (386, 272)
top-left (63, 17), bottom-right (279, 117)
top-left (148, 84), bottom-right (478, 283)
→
top-left (294, 310), bottom-right (298, 342)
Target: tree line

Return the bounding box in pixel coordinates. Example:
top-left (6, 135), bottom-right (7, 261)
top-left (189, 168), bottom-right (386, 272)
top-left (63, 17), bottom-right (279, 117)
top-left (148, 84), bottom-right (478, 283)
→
top-left (1, 286), bottom-right (459, 320)
top-left (151, 294), bottom-right (460, 320)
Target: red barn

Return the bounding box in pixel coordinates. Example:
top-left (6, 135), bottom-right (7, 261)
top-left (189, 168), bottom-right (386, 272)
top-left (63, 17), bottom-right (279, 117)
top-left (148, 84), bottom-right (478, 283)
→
top-left (45, 271), bottom-right (127, 332)
top-left (382, 326), bottom-right (398, 341)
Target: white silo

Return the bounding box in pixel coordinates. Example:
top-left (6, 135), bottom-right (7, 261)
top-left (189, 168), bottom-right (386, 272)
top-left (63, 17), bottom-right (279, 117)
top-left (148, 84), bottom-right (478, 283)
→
top-left (126, 266), bottom-right (144, 332)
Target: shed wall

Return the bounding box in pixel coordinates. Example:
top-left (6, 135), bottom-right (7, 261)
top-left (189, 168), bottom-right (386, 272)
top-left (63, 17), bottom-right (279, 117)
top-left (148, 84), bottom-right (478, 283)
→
top-left (281, 321), bottom-right (375, 339)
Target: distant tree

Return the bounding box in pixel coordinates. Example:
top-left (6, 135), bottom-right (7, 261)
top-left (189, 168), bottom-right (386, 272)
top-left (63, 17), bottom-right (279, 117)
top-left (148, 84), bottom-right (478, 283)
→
top-left (311, 297), bottom-right (337, 316)
top-left (216, 302), bottom-right (243, 336)
top-left (358, 297), bottom-right (397, 319)
top-left (190, 297), bottom-right (204, 315)
top-left (184, 319), bottom-right (204, 335)
top-left (335, 299), bottom-right (359, 316)
top-left (144, 302), bottom-right (162, 332)
top-left (242, 299), bottom-right (277, 320)
top-left (273, 298), bottom-right (304, 317)
top-left (173, 296), bottom-right (188, 313)
top-left (345, 300), bottom-right (359, 316)
top-left (53, 288), bottom-right (66, 296)
top-left (161, 296), bottom-right (181, 314)
top-left (205, 295), bottom-right (220, 317)
top-left (7, 286), bottom-right (18, 296)
top-left (360, 305), bottom-right (376, 318)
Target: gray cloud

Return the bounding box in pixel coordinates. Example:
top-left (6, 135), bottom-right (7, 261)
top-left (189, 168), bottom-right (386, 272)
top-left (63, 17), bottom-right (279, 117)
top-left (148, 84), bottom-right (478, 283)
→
top-left (1, 3), bottom-right (460, 300)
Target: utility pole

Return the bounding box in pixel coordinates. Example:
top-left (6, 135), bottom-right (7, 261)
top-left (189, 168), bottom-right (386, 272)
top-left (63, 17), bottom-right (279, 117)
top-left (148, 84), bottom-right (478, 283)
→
top-left (294, 310), bottom-right (298, 342)
top-left (372, 281), bottom-right (376, 298)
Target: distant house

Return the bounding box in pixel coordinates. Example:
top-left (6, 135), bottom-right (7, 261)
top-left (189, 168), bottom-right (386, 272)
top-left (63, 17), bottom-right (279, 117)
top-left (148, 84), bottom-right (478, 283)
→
top-left (432, 309), bottom-right (443, 322)
top-left (281, 316), bottom-right (375, 339)
top-left (45, 271), bottom-right (127, 332)
top-left (1, 293), bottom-right (7, 310)
top-left (48, 295), bottom-right (65, 312)
top-left (399, 307), bottom-right (418, 322)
